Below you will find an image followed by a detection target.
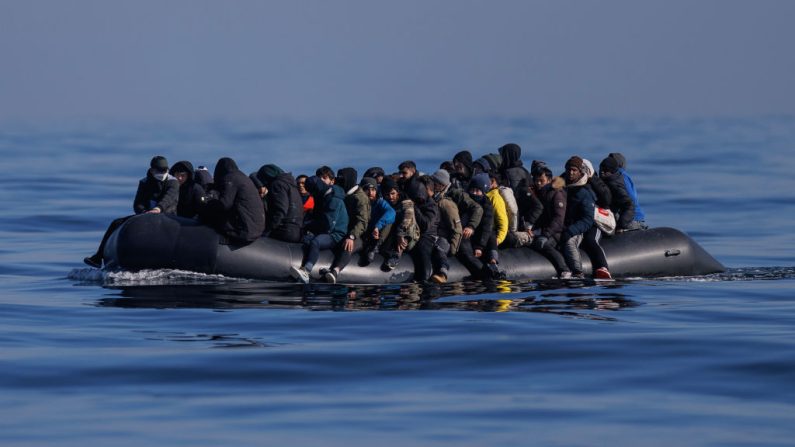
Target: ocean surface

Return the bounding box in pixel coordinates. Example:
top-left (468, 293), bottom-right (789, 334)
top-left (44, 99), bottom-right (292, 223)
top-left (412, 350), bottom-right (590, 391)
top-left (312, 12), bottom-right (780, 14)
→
top-left (1, 116), bottom-right (794, 446)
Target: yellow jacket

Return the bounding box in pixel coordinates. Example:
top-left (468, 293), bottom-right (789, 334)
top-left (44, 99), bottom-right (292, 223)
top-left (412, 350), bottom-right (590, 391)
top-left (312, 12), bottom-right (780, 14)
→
top-left (487, 188), bottom-right (508, 245)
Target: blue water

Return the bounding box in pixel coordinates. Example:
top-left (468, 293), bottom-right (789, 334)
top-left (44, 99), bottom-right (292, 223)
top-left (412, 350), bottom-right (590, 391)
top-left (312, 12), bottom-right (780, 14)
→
top-left (1, 116), bottom-right (794, 446)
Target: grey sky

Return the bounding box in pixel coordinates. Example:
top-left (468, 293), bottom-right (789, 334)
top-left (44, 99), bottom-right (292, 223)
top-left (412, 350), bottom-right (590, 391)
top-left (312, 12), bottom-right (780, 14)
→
top-left (1, 0), bottom-right (793, 121)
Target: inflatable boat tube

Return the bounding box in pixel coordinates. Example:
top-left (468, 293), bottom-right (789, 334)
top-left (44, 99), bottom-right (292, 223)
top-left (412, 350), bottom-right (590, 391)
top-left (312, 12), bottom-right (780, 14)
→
top-left (104, 214), bottom-right (725, 283)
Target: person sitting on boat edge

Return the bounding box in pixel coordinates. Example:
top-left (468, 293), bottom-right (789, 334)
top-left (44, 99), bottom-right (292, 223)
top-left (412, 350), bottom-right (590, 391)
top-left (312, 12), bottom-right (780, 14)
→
top-left (451, 150), bottom-right (474, 191)
top-left (169, 160), bottom-right (205, 220)
top-left (360, 177), bottom-right (396, 266)
top-left (607, 152), bottom-right (647, 231)
top-left (498, 143), bottom-right (532, 197)
top-left (321, 167), bottom-right (370, 284)
top-left (203, 157), bottom-right (265, 245)
top-left (562, 156), bottom-right (596, 279)
top-left (600, 155), bottom-right (641, 232)
top-left (428, 170), bottom-right (463, 283)
top-left (529, 166), bottom-right (571, 279)
top-left (290, 175), bottom-right (348, 284)
top-left (459, 173), bottom-right (502, 280)
top-left (580, 158), bottom-right (612, 279)
top-left (256, 164), bottom-right (303, 243)
top-left (83, 155), bottom-right (179, 268)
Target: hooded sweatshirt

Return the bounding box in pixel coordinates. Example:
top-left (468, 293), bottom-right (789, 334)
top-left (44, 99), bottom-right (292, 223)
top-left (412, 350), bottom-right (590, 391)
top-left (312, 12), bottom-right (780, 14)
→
top-left (211, 157), bottom-right (266, 243)
top-left (169, 160), bottom-right (205, 219)
top-left (133, 168), bottom-right (179, 215)
top-left (305, 176), bottom-right (349, 243)
top-left (498, 143), bottom-right (532, 194)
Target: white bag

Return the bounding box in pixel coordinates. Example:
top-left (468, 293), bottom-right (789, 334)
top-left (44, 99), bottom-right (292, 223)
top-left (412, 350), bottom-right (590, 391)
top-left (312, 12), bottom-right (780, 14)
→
top-left (594, 207), bottom-right (616, 235)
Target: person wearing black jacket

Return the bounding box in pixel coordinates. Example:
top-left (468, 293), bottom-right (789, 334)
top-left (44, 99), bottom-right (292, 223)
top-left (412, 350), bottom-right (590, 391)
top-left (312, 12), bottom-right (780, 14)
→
top-left (256, 164), bottom-right (303, 243)
top-left (456, 173), bottom-right (500, 280)
top-left (406, 177), bottom-right (439, 282)
top-left (206, 157), bottom-right (265, 244)
top-left (84, 155), bottom-right (179, 268)
top-left (530, 166), bottom-right (571, 278)
top-left (599, 157), bottom-right (635, 231)
top-left (498, 143), bottom-right (532, 195)
top-left (169, 160), bottom-right (205, 219)
top-left (451, 150), bottom-right (474, 191)
top-left (562, 156), bottom-right (596, 278)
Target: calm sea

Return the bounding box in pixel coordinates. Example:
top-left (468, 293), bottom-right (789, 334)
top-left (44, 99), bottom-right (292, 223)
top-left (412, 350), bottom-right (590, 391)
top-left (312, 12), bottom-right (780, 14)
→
top-left (1, 116), bottom-right (794, 446)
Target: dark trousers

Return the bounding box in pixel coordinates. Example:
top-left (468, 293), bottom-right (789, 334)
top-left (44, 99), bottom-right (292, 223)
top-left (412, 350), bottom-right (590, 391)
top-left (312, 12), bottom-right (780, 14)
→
top-left (410, 235), bottom-right (436, 282)
top-left (302, 233), bottom-right (336, 272)
top-left (330, 238), bottom-right (363, 272)
top-left (530, 236), bottom-right (569, 275)
top-left (93, 216), bottom-right (131, 260)
top-left (456, 238), bottom-right (484, 278)
top-left (582, 226), bottom-right (608, 272)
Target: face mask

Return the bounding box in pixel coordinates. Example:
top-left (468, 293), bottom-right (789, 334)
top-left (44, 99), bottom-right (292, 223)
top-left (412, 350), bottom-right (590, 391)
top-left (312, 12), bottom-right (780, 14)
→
top-left (152, 169), bottom-right (168, 181)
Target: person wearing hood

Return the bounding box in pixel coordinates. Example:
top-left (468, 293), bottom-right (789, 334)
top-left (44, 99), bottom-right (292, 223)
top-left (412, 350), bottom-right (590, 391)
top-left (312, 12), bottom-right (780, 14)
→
top-left (84, 156), bottom-right (179, 268)
top-left (205, 157), bottom-right (265, 245)
top-left (529, 165), bottom-right (571, 278)
top-left (451, 150), bottom-right (474, 190)
top-left (321, 167), bottom-right (370, 283)
top-left (256, 164), bottom-right (303, 243)
top-left (606, 152), bottom-right (647, 231)
top-left (363, 167), bottom-right (386, 185)
top-left (169, 160), bottom-right (205, 219)
top-left (428, 170), bottom-right (463, 283)
top-left (458, 173), bottom-right (501, 280)
top-left (561, 156), bottom-right (596, 278)
top-left (473, 152), bottom-right (502, 177)
top-left (290, 176), bottom-right (348, 284)
top-left (579, 159), bottom-right (612, 279)
top-left (193, 165), bottom-right (214, 192)
top-left (599, 157), bottom-right (635, 231)
top-left (498, 143), bottom-right (532, 194)
top-left (360, 177), bottom-right (396, 266)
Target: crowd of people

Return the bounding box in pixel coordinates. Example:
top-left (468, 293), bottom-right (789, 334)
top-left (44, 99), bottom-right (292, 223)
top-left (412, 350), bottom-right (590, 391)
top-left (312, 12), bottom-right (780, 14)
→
top-left (84, 144), bottom-right (648, 283)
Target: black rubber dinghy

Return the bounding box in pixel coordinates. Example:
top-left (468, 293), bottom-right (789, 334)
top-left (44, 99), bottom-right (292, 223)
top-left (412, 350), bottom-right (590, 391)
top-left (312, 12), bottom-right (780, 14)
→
top-left (104, 214), bottom-right (725, 283)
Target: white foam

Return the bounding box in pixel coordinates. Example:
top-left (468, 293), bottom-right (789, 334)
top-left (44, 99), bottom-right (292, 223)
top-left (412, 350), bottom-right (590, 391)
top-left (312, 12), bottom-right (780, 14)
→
top-left (67, 267), bottom-right (247, 286)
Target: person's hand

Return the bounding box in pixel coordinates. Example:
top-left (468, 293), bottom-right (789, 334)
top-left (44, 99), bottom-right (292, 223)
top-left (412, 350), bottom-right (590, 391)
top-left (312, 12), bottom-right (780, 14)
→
top-left (398, 237), bottom-right (408, 252)
top-left (474, 248), bottom-right (483, 258)
top-left (372, 228), bottom-right (380, 240)
top-left (462, 227), bottom-right (474, 239)
top-left (146, 208), bottom-right (161, 214)
top-left (343, 238), bottom-right (355, 253)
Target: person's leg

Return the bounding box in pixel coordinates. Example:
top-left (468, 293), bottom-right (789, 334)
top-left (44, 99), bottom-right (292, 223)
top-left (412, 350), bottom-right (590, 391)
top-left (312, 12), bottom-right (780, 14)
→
top-left (456, 239), bottom-right (483, 278)
top-left (304, 233), bottom-right (335, 273)
top-left (582, 226), bottom-right (608, 273)
top-left (410, 235), bottom-right (435, 282)
top-left (85, 216), bottom-right (130, 266)
top-left (531, 237), bottom-right (569, 276)
top-left (562, 233), bottom-right (584, 276)
top-left (330, 238), bottom-right (362, 273)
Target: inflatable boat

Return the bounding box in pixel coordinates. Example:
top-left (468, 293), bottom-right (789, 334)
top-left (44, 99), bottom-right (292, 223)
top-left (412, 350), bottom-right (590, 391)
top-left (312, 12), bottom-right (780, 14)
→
top-left (103, 214), bottom-right (725, 283)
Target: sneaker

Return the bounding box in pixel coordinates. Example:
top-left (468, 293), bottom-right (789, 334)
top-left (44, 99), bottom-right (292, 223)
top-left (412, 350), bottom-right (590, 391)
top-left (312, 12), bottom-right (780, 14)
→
top-left (384, 255), bottom-right (400, 271)
top-left (573, 272), bottom-right (586, 279)
top-left (365, 250), bottom-right (376, 264)
top-left (594, 267), bottom-right (612, 280)
top-left (290, 265), bottom-right (310, 284)
top-left (430, 272), bottom-right (447, 284)
top-left (324, 269), bottom-right (338, 284)
top-left (558, 271), bottom-right (572, 279)
top-left (83, 255), bottom-right (102, 268)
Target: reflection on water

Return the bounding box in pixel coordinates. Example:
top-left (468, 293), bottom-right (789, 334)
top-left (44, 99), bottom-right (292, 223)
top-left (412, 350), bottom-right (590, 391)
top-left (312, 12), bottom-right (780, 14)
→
top-left (96, 279), bottom-right (637, 318)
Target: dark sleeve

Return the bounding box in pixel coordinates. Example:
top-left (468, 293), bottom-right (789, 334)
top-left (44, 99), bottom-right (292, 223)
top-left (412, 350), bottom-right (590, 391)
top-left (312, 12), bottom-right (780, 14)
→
top-left (268, 183), bottom-right (289, 231)
top-left (414, 201), bottom-right (438, 234)
top-left (217, 179), bottom-right (238, 211)
top-left (544, 190), bottom-right (567, 240)
top-left (133, 179), bottom-right (148, 214)
top-left (474, 203), bottom-right (494, 250)
top-left (155, 179), bottom-right (180, 213)
top-left (611, 178), bottom-right (635, 228)
top-left (519, 190), bottom-right (543, 228)
top-left (591, 177), bottom-right (612, 209)
top-left (565, 190), bottom-right (595, 238)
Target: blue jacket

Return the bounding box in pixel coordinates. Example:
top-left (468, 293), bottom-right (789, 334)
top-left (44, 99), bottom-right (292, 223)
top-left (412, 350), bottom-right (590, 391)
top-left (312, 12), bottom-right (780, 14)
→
top-left (619, 168), bottom-right (646, 222)
top-left (308, 183), bottom-right (349, 243)
top-left (369, 197), bottom-right (396, 231)
top-left (563, 184), bottom-right (595, 239)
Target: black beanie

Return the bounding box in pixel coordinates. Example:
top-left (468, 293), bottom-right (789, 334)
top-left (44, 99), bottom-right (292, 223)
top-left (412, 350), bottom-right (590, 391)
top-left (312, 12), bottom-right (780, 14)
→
top-left (150, 156), bottom-right (169, 171)
top-left (380, 176), bottom-right (398, 196)
top-left (257, 164), bottom-right (284, 185)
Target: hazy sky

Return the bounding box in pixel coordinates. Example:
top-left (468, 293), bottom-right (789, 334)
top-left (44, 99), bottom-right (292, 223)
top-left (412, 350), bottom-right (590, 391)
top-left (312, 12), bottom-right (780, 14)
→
top-left (1, 0), bottom-right (793, 121)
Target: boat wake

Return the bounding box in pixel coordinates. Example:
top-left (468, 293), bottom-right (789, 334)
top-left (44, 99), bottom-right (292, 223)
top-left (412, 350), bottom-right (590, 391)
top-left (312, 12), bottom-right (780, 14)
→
top-left (67, 267), bottom-right (247, 286)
